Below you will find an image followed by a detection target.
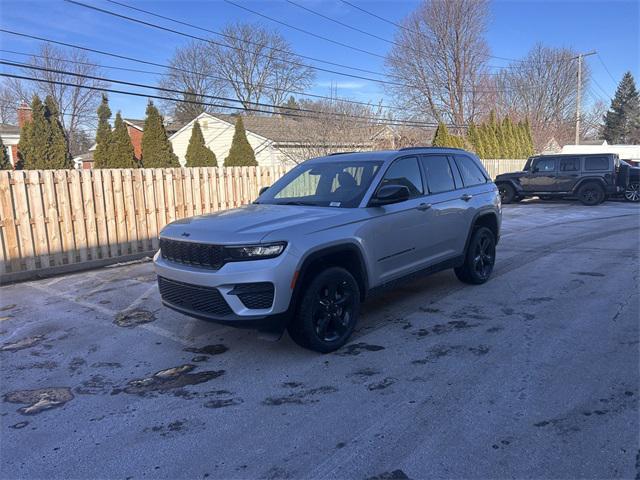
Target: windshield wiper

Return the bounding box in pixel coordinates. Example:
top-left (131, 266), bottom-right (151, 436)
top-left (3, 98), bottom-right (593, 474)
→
top-left (278, 201), bottom-right (316, 206)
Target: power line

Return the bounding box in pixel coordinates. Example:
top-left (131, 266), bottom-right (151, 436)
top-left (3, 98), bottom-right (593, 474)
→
top-left (0, 71), bottom-right (456, 128)
top-left (0, 31), bottom-right (407, 113)
top-left (285, 0), bottom-right (399, 48)
top-left (338, 0), bottom-right (526, 64)
top-left (224, 0), bottom-right (386, 60)
top-left (64, 0), bottom-right (407, 87)
top-left (596, 53), bottom-right (618, 87)
top-left (103, 0), bottom-right (388, 80)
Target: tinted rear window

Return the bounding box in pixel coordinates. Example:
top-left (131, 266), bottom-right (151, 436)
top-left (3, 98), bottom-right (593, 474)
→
top-left (454, 155), bottom-right (487, 186)
top-left (584, 156), bottom-right (610, 171)
top-left (559, 157), bottom-right (580, 171)
top-left (420, 155), bottom-right (455, 193)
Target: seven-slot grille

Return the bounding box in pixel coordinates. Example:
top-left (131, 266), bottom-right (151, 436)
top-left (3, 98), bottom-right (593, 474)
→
top-left (159, 238), bottom-right (227, 270)
top-left (158, 276), bottom-right (233, 317)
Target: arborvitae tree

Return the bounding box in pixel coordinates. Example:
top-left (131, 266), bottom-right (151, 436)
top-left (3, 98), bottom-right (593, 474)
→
top-left (108, 113), bottom-right (139, 168)
top-left (44, 96), bottom-right (72, 169)
top-left (502, 117), bottom-right (517, 158)
top-left (19, 95), bottom-right (71, 169)
top-left (224, 116), bottom-right (257, 166)
top-left (93, 94), bottom-right (113, 169)
top-left (601, 72), bottom-right (640, 144)
top-left (431, 123), bottom-right (451, 147)
top-left (0, 137), bottom-right (12, 170)
top-left (19, 95), bottom-right (45, 169)
top-left (141, 101), bottom-right (180, 168)
top-left (185, 120), bottom-right (217, 167)
top-left (278, 95), bottom-right (299, 114)
top-left (523, 118), bottom-right (534, 156)
top-left (466, 121), bottom-right (481, 157)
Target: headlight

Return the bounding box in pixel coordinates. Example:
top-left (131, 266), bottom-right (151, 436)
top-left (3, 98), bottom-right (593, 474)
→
top-left (226, 242), bottom-right (286, 260)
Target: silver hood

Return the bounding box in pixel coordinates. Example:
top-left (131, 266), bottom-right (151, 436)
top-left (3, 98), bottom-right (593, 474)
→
top-left (159, 203), bottom-right (355, 244)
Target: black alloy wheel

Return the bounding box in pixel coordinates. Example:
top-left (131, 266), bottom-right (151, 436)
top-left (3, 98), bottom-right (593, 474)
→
top-left (472, 231), bottom-right (495, 282)
top-left (455, 227), bottom-right (496, 285)
top-left (312, 279), bottom-right (356, 343)
top-left (498, 183), bottom-right (515, 204)
top-left (288, 267), bottom-right (360, 352)
top-left (578, 182), bottom-right (605, 206)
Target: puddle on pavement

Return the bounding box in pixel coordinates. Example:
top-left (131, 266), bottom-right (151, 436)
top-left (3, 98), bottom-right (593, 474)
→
top-left (184, 344), bottom-right (228, 356)
top-left (367, 377), bottom-right (397, 391)
top-left (1, 335), bottom-right (45, 352)
top-left (4, 387), bottom-right (74, 415)
top-left (113, 309), bottom-right (156, 328)
top-left (204, 398), bottom-right (244, 409)
top-left (113, 364), bottom-right (225, 397)
top-left (336, 343), bottom-right (385, 356)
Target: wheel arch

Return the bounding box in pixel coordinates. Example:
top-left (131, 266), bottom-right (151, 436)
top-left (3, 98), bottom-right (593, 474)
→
top-left (571, 177), bottom-right (607, 194)
top-left (463, 210), bottom-right (501, 255)
top-left (495, 179), bottom-right (522, 193)
top-left (294, 243), bottom-right (369, 306)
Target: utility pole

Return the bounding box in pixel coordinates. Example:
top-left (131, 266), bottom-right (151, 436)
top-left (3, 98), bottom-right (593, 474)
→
top-left (573, 51), bottom-right (596, 145)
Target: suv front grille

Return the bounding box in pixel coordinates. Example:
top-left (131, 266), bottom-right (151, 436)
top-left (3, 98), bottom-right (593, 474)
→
top-left (158, 276), bottom-right (233, 317)
top-left (230, 283), bottom-right (275, 309)
top-left (160, 238), bottom-right (227, 270)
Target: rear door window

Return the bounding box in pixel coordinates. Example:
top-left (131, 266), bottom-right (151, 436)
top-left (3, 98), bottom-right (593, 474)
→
top-left (534, 158), bottom-right (556, 172)
top-left (454, 155), bottom-right (487, 186)
top-left (559, 157), bottom-right (580, 171)
top-left (584, 156), bottom-right (610, 171)
top-left (419, 155), bottom-right (456, 193)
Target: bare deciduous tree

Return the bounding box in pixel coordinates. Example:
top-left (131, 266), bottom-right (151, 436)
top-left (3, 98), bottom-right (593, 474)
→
top-left (208, 23), bottom-right (315, 111)
top-left (494, 44), bottom-right (589, 149)
top-left (5, 43), bottom-right (109, 155)
top-left (158, 40), bottom-right (229, 122)
top-left (385, 0), bottom-right (490, 129)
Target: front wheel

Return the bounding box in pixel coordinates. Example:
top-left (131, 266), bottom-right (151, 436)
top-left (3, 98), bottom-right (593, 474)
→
top-left (288, 267), bottom-right (360, 353)
top-left (577, 182), bottom-right (605, 206)
top-left (498, 183), bottom-right (516, 204)
top-left (455, 227), bottom-right (496, 285)
top-left (624, 182), bottom-right (640, 202)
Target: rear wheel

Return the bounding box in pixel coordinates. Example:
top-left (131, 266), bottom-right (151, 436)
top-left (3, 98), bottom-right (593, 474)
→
top-left (577, 182), bottom-right (605, 206)
top-left (288, 267), bottom-right (360, 353)
top-left (498, 183), bottom-right (516, 204)
top-left (455, 227), bottom-right (496, 285)
top-left (624, 182), bottom-right (640, 202)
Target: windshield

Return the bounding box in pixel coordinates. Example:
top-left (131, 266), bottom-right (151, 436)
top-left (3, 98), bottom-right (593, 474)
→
top-left (257, 160), bottom-right (382, 208)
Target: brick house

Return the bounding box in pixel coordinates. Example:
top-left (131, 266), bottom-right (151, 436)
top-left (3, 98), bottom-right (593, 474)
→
top-left (0, 103), bottom-right (32, 168)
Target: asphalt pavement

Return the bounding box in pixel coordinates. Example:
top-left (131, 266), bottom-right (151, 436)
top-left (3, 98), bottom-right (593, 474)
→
top-left (1, 199), bottom-right (639, 479)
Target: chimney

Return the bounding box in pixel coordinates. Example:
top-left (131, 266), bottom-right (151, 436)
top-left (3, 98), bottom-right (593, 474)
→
top-left (17, 102), bottom-right (32, 129)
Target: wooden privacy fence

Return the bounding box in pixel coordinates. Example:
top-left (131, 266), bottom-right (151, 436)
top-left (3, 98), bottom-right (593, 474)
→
top-left (0, 166), bottom-right (288, 281)
top-left (0, 159), bottom-right (525, 282)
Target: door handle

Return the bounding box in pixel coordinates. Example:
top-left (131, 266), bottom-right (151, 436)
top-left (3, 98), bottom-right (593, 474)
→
top-left (460, 194), bottom-right (473, 201)
top-left (417, 203), bottom-right (432, 211)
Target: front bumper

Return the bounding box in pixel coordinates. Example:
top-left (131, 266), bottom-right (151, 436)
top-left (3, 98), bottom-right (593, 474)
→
top-left (153, 248), bottom-right (299, 327)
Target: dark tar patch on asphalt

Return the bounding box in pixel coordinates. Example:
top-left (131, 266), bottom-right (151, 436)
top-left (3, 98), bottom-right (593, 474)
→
top-left (4, 387), bottom-right (74, 415)
top-left (336, 342), bottom-right (385, 356)
top-left (112, 364), bottom-right (225, 396)
top-left (113, 308), bottom-right (156, 328)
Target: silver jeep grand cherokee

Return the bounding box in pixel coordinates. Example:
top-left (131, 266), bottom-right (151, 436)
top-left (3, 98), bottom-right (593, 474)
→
top-left (154, 147), bottom-right (501, 352)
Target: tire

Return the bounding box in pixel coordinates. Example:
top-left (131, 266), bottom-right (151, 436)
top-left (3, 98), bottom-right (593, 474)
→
top-left (624, 182), bottom-right (640, 202)
top-left (513, 196), bottom-right (523, 203)
top-left (577, 182), bottom-right (605, 206)
top-left (287, 266), bottom-right (360, 353)
top-left (455, 227), bottom-right (496, 285)
top-left (498, 183), bottom-right (516, 204)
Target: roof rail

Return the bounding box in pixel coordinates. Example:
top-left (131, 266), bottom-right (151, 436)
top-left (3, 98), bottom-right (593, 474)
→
top-left (328, 151), bottom-right (357, 156)
top-left (398, 146), bottom-right (465, 151)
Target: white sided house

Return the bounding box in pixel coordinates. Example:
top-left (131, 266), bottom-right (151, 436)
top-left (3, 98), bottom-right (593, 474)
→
top-left (169, 112), bottom-right (384, 167)
top-left (561, 140), bottom-right (640, 165)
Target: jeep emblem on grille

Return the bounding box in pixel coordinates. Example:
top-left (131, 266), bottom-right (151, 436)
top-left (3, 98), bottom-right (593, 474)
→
top-left (181, 232), bottom-right (190, 237)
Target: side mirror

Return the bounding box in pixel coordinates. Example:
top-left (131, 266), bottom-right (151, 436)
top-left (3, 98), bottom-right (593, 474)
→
top-left (258, 186), bottom-right (269, 196)
top-left (369, 184), bottom-right (411, 206)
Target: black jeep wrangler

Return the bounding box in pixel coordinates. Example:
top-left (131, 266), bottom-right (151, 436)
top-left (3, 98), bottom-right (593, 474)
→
top-left (495, 153), bottom-right (634, 206)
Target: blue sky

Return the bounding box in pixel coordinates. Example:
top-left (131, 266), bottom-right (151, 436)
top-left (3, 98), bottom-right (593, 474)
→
top-left (0, 0), bottom-right (638, 120)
